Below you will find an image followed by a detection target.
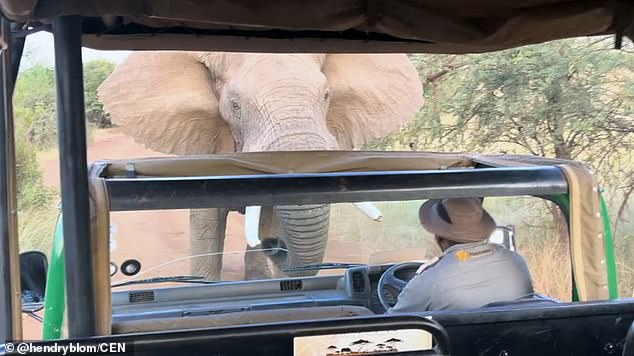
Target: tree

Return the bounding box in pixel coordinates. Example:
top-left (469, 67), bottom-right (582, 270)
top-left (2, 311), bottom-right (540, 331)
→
top-left (384, 338), bottom-right (403, 351)
top-left (350, 339), bottom-right (372, 352)
top-left (444, 39), bottom-right (634, 163)
top-left (83, 59), bottom-right (116, 128)
top-left (447, 39), bottom-right (634, 239)
top-left (372, 37), bottom-right (634, 236)
top-left (14, 64), bottom-right (56, 149)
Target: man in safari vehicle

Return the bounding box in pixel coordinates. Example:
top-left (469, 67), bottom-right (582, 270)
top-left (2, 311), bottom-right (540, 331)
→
top-left (388, 198), bottom-right (535, 313)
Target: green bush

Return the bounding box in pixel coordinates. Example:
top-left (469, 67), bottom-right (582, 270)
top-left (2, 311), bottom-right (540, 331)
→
top-left (15, 133), bottom-right (55, 210)
top-left (14, 64), bottom-right (57, 149)
top-left (84, 59), bottom-right (116, 128)
top-left (13, 59), bottom-right (116, 254)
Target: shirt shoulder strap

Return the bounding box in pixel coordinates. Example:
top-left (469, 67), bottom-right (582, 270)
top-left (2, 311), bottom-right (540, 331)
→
top-left (415, 256), bottom-right (441, 274)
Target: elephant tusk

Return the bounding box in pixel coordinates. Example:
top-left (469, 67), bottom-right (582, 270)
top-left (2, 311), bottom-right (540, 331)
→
top-left (245, 206), bottom-right (262, 247)
top-left (353, 202), bottom-right (383, 222)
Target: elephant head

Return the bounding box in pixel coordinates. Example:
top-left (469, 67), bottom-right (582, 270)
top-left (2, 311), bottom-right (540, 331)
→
top-left (98, 52), bottom-right (423, 280)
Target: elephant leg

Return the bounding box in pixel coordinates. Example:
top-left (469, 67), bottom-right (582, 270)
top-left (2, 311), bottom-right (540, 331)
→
top-left (244, 245), bottom-right (273, 280)
top-left (190, 208), bottom-right (229, 281)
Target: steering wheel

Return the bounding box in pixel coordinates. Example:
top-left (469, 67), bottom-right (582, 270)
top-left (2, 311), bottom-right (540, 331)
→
top-left (377, 261), bottom-right (424, 311)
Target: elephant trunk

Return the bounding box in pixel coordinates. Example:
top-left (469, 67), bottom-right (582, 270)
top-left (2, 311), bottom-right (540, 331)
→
top-left (269, 204), bottom-right (331, 277)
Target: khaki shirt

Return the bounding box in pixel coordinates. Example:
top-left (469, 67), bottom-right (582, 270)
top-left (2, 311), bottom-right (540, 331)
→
top-left (387, 242), bottom-right (534, 313)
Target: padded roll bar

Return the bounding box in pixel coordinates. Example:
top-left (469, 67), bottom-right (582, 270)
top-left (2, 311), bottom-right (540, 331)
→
top-left (104, 166), bottom-right (569, 211)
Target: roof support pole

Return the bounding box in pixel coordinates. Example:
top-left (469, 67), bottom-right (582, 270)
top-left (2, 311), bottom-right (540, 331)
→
top-left (0, 17), bottom-right (22, 343)
top-left (52, 15), bottom-right (96, 337)
top-left (9, 24), bottom-right (25, 88)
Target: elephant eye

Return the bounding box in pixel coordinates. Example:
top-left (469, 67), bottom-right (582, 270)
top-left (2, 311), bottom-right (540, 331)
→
top-left (323, 90), bottom-right (330, 102)
top-left (230, 100), bottom-right (241, 113)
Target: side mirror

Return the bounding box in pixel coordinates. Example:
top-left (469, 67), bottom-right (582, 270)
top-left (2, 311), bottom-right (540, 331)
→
top-left (489, 225), bottom-right (516, 251)
top-left (20, 250), bottom-right (48, 314)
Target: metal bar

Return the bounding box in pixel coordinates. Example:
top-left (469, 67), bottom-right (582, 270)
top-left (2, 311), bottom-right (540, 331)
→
top-left (0, 17), bottom-right (22, 343)
top-left (52, 16), bottom-right (96, 337)
top-left (600, 194), bottom-right (619, 299)
top-left (105, 166), bottom-right (569, 211)
top-left (9, 23), bottom-right (25, 90)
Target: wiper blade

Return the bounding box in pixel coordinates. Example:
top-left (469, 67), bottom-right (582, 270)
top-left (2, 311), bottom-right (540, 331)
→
top-left (283, 262), bottom-right (363, 272)
top-left (111, 275), bottom-right (219, 288)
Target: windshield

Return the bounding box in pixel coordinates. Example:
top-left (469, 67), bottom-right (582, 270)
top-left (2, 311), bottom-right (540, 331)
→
top-left (109, 200), bottom-right (432, 286)
top-left (109, 196), bottom-right (571, 300)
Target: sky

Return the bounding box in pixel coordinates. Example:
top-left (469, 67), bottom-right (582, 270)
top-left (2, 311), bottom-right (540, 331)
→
top-left (20, 31), bottom-right (130, 70)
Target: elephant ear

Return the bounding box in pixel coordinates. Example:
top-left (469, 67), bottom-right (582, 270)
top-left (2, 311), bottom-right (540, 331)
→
top-left (98, 52), bottom-right (234, 155)
top-left (324, 54), bottom-right (423, 149)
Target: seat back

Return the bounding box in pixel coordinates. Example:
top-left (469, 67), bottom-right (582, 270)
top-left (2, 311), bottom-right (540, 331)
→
top-left (624, 321), bottom-right (634, 356)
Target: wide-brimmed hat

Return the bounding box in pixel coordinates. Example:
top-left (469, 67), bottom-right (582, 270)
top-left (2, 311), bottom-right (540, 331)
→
top-left (419, 198), bottom-right (496, 243)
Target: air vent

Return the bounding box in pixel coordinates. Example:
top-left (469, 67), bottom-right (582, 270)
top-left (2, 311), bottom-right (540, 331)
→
top-left (129, 291), bottom-right (155, 304)
top-left (280, 280), bottom-right (303, 291)
top-left (352, 271), bottom-right (365, 293)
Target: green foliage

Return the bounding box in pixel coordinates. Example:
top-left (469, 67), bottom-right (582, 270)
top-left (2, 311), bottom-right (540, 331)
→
top-left (15, 134), bottom-right (55, 210)
top-left (13, 64), bottom-right (57, 212)
top-left (84, 59), bottom-right (115, 112)
top-left (13, 59), bottom-right (117, 149)
top-left (14, 64), bottom-right (57, 149)
top-left (372, 38), bottom-right (634, 217)
top-left (84, 59), bottom-right (116, 127)
top-left (447, 39), bottom-right (632, 161)
top-left (373, 38), bottom-right (634, 162)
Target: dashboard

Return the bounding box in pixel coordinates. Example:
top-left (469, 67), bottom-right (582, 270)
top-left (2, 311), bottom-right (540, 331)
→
top-left (111, 264), bottom-right (399, 325)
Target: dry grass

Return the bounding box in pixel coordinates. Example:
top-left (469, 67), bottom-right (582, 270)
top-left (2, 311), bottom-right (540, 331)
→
top-left (615, 235), bottom-right (634, 298)
top-left (518, 238), bottom-right (572, 301)
top-left (329, 201), bottom-right (438, 261)
top-left (18, 204), bottom-right (58, 256)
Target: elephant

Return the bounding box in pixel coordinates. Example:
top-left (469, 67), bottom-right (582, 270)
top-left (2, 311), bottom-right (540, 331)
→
top-left (98, 52), bottom-right (423, 280)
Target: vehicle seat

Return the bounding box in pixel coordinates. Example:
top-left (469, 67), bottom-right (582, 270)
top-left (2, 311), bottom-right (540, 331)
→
top-left (112, 305), bottom-right (374, 334)
top-left (623, 321), bottom-right (634, 356)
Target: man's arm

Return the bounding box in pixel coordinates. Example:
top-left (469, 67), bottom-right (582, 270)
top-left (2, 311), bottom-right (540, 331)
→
top-left (386, 273), bottom-right (434, 314)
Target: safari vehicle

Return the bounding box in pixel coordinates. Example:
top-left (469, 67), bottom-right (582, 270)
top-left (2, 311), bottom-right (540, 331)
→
top-left (1, 1), bottom-right (634, 356)
top-left (11, 152), bottom-right (634, 355)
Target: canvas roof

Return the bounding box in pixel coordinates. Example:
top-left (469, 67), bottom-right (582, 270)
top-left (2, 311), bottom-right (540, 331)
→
top-left (2, 0), bottom-right (632, 53)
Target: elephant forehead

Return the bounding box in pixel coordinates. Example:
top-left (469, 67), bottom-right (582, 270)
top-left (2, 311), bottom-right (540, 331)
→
top-left (229, 64), bottom-right (327, 96)
top-left (239, 54), bottom-right (325, 76)
top-left (243, 53), bottom-right (325, 65)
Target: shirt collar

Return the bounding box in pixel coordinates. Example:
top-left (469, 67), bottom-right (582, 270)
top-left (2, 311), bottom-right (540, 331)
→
top-left (442, 241), bottom-right (489, 255)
